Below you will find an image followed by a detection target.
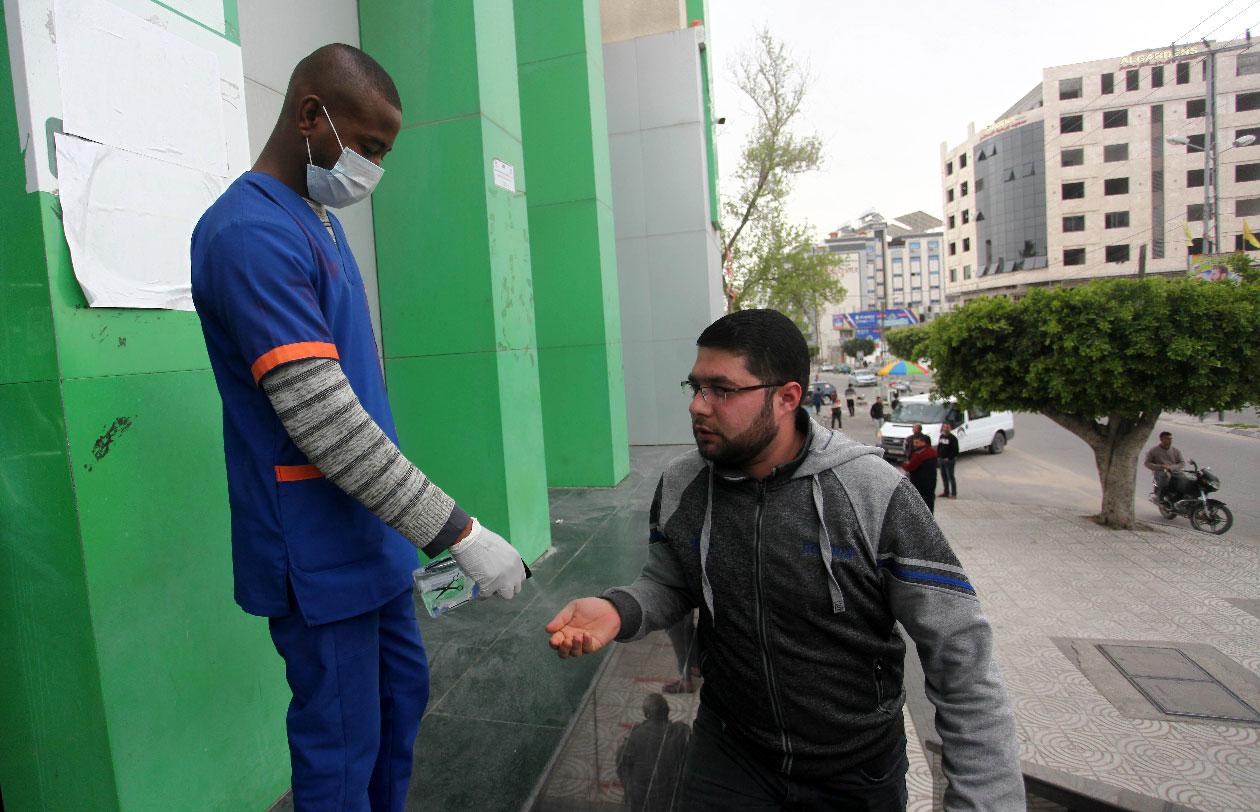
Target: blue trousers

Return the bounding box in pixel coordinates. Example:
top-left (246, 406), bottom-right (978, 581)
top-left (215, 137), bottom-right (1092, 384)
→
top-left (269, 587), bottom-right (429, 812)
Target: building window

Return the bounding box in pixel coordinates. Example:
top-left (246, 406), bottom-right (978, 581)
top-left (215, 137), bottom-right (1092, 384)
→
top-left (1239, 163), bottom-right (1260, 182)
top-left (1103, 109), bottom-right (1128, 128)
top-left (1059, 77), bottom-right (1083, 100)
top-left (1061, 147), bottom-right (1084, 167)
top-left (1063, 215), bottom-right (1086, 232)
top-left (1152, 65), bottom-right (1164, 87)
top-left (1062, 181), bottom-right (1086, 199)
top-left (1105, 244), bottom-right (1130, 263)
top-left (1104, 177), bottom-right (1129, 195)
top-left (1238, 92), bottom-right (1260, 112)
top-left (962, 238), bottom-right (970, 251)
top-left (1064, 248), bottom-right (1087, 266)
top-left (1187, 203), bottom-right (1204, 221)
top-left (959, 153), bottom-right (968, 169)
top-left (945, 160), bottom-right (953, 175)
top-left (1235, 234), bottom-right (1259, 251)
top-left (1061, 114), bottom-right (1084, 133)
top-left (1187, 168), bottom-right (1204, 187)
top-left (1105, 211), bottom-right (1130, 228)
top-left (962, 209), bottom-right (970, 224)
top-left (1237, 127), bottom-right (1260, 144)
top-left (948, 215), bottom-right (955, 229)
top-left (1103, 143), bottom-right (1129, 162)
top-left (949, 242), bottom-right (956, 256)
top-left (946, 188), bottom-right (954, 203)
top-left (1176, 62), bottom-right (1191, 84)
top-left (1126, 69), bottom-right (1139, 91)
top-left (1101, 72), bottom-right (1114, 94)
top-left (1240, 52), bottom-right (1260, 76)
top-left (1186, 133), bottom-right (1205, 151)
top-left (961, 181), bottom-right (969, 197)
top-left (928, 240), bottom-right (940, 251)
top-left (1186, 98), bottom-right (1206, 118)
top-left (963, 265), bottom-right (972, 280)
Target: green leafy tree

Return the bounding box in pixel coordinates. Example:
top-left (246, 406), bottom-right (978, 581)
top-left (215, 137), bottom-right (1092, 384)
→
top-left (842, 337), bottom-right (876, 359)
top-left (721, 29), bottom-right (823, 309)
top-left (730, 207), bottom-right (845, 330)
top-left (885, 325), bottom-right (931, 363)
top-left (1225, 251), bottom-right (1260, 283)
top-left (917, 277), bottom-right (1260, 529)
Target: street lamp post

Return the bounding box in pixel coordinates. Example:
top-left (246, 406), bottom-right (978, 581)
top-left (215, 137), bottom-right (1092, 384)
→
top-left (1168, 133), bottom-right (1257, 255)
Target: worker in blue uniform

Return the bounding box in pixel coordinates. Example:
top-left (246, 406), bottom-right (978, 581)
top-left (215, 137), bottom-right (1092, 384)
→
top-left (191, 44), bottom-right (526, 811)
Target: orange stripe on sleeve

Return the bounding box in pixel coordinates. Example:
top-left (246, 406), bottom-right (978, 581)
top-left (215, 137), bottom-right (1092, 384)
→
top-left (251, 341), bottom-right (340, 383)
top-left (274, 464), bottom-right (323, 482)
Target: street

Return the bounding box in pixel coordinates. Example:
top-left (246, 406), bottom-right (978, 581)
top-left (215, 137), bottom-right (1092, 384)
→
top-left (815, 371), bottom-right (1259, 543)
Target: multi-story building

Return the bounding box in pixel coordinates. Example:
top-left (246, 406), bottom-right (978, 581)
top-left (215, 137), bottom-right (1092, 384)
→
top-left (942, 39), bottom-right (1259, 306)
top-left (822, 210), bottom-right (945, 315)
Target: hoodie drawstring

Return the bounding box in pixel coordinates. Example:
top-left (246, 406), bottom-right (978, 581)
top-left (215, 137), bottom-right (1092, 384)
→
top-left (699, 466), bottom-right (717, 623)
top-left (812, 475), bottom-right (846, 614)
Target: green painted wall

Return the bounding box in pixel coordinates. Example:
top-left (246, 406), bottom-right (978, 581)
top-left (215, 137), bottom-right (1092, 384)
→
top-left (0, 4), bottom-right (290, 809)
top-left (687, 0), bottom-right (720, 227)
top-left (361, 0), bottom-right (553, 562)
top-left (514, 0), bottom-right (629, 487)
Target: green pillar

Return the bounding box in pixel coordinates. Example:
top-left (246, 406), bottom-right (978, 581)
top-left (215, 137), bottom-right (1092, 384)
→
top-left (514, 0), bottom-right (629, 487)
top-left (0, 5), bottom-right (289, 810)
top-left (360, 0), bottom-right (552, 561)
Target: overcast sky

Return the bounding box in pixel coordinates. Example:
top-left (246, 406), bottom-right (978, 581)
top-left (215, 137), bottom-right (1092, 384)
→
top-left (704, 0), bottom-right (1253, 236)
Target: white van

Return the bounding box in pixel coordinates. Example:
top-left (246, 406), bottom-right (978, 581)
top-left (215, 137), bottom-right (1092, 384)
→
top-left (874, 394), bottom-right (1014, 462)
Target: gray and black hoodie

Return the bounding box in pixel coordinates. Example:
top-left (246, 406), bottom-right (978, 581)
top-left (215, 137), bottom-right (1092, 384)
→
top-left (604, 410), bottom-right (1024, 810)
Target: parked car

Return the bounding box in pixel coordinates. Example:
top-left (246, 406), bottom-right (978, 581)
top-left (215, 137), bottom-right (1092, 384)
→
top-left (854, 370), bottom-right (878, 387)
top-left (837, 364), bottom-right (853, 374)
top-left (875, 394), bottom-right (1015, 462)
top-left (889, 380), bottom-right (912, 393)
top-left (819, 363), bottom-right (836, 373)
top-left (809, 381), bottom-right (838, 403)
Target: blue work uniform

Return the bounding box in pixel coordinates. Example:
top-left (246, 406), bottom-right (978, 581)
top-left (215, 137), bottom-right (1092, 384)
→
top-left (192, 172), bottom-right (455, 810)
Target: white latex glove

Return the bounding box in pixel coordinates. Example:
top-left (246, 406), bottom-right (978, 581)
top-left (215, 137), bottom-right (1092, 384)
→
top-left (448, 518), bottom-right (526, 600)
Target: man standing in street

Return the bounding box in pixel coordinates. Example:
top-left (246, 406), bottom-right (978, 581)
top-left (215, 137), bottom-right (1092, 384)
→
top-left (870, 395), bottom-right (885, 426)
top-left (844, 381), bottom-right (857, 417)
top-left (938, 422), bottom-right (960, 499)
top-left (192, 45), bottom-right (525, 810)
top-left (544, 309), bottom-right (1023, 810)
top-left (902, 422), bottom-right (926, 460)
top-left (901, 434), bottom-right (939, 514)
top-left (1144, 431), bottom-right (1185, 503)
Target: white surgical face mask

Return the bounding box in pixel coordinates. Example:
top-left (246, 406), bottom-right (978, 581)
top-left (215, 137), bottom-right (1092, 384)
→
top-left (305, 106), bottom-right (384, 208)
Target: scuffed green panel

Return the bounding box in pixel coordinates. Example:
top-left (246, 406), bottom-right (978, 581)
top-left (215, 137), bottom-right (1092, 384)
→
top-left (527, 200), bottom-right (606, 348)
top-left (40, 198), bottom-right (212, 380)
top-left (61, 370), bottom-right (289, 810)
top-left (0, 380), bottom-right (119, 812)
top-left (480, 119), bottom-right (536, 355)
top-left (472, 0), bottom-right (523, 136)
top-left (360, 0), bottom-right (480, 129)
top-left (537, 343), bottom-right (629, 486)
top-left (493, 346), bottom-right (552, 557)
top-left (517, 54), bottom-right (596, 207)
top-left (372, 119), bottom-right (497, 360)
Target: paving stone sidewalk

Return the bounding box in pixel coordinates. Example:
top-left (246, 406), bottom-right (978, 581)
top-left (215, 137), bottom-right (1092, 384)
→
top-left (932, 499), bottom-right (1260, 811)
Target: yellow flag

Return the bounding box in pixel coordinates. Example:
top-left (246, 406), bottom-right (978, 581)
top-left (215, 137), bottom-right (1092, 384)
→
top-left (1246, 220), bottom-right (1260, 249)
top-left (1183, 222), bottom-right (1194, 247)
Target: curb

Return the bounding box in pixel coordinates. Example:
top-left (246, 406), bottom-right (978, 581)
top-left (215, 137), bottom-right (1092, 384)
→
top-left (1160, 412), bottom-right (1260, 441)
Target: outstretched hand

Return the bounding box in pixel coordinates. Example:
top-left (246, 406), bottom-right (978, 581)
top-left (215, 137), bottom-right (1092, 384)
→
top-left (546, 597), bottom-right (622, 658)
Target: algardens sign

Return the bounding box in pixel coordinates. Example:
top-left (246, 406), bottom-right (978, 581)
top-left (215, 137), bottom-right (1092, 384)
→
top-left (1119, 44), bottom-right (1206, 68)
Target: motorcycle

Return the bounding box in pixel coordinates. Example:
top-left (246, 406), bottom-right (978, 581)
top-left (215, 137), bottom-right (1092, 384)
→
top-left (1150, 460), bottom-right (1233, 535)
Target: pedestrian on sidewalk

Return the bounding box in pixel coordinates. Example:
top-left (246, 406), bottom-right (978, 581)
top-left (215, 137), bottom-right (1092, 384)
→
top-left (547, 308), bottom-right (1024, 812)
top-left (901, 434), bottom-right (939, 513)
top-left (844, 382), bottom-right (856, 417)
top-left (938, 422), bottom-right (960, 498)
top-left (870, 396), bottom-right (885, 426)
top-left (890, 392), bottom-right (901, 414)
top-left (830, 397), bottom-right (844, 429)
top-left (902, 422), bottom-right (926, 459)
top-left (810, 386), bottom-right (824, 415)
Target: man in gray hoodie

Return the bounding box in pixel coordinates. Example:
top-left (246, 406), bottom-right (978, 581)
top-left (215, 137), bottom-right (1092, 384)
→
top-left (546, 309), bottom-right (1023, 810)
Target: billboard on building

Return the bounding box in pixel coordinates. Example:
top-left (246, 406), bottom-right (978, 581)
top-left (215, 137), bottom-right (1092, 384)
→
top-left (837, 309), bottom-right (919, 340)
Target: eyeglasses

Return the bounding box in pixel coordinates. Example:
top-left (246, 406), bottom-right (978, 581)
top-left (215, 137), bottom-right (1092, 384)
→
top-left (681, 380), bottom-right (786, 404)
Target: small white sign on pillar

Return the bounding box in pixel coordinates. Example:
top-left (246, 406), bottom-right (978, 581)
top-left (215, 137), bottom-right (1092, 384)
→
top-left (492, 158), bottom-right (516, 193)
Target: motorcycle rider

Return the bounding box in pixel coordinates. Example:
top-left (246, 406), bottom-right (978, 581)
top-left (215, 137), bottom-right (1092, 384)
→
top-left (1144, 431), bottom-right (1185, 504)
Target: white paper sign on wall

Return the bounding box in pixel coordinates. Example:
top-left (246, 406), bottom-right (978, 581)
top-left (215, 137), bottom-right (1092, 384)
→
top-left (492, 158), bottom-right (516, 193)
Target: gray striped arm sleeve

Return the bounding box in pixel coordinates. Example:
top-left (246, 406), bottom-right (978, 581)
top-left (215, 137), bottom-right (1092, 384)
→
top-left (261, 357), bottom-right (470, 557)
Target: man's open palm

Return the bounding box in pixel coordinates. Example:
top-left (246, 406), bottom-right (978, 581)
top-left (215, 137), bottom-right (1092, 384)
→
top-left (546, 597), bottom-right (621, 658)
